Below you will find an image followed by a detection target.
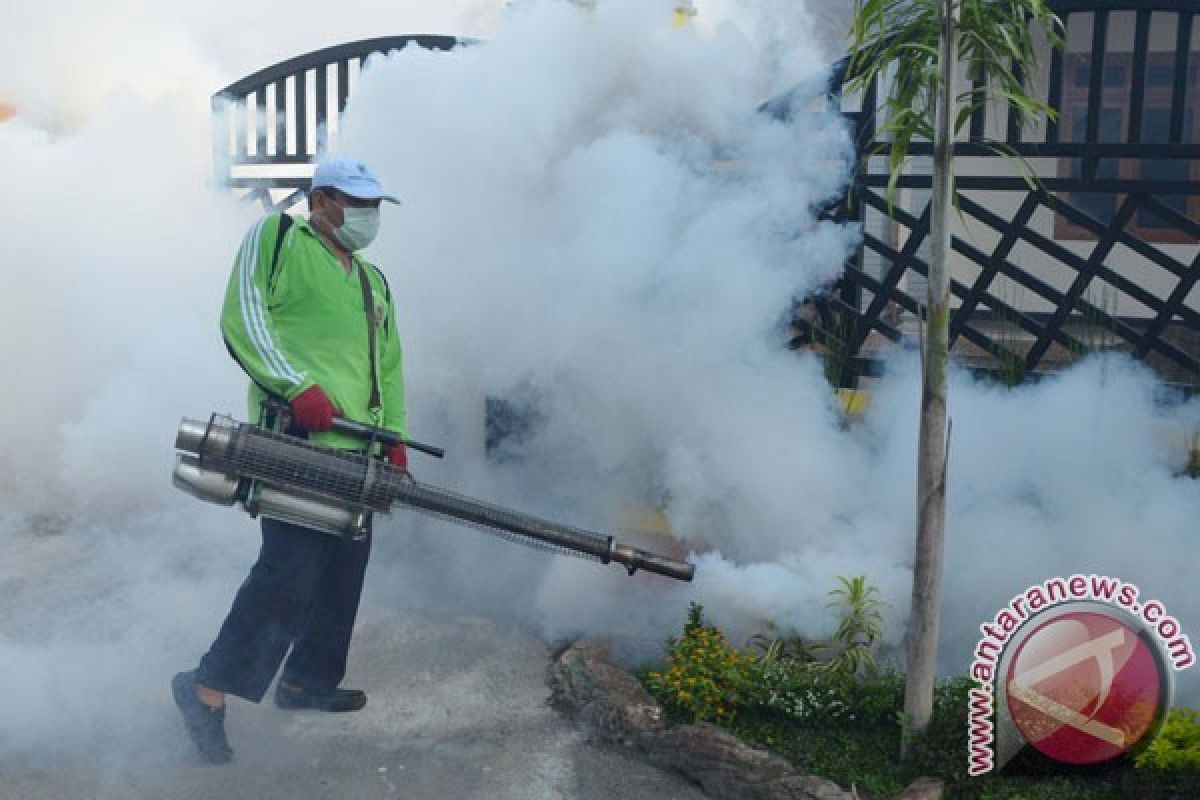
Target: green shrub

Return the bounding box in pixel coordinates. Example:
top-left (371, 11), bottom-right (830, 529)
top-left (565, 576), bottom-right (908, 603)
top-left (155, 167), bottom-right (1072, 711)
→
top-left (744, 661), bottom-right (855, 723)
top-left (1135, 707), bottom-right (1200, 772)
top-left (746, 574), bottom-right (886, 678)
top-left (746, 629), bottom-right (823, 664)
top-left (931, 675), bottom-right (974, 724)
top-left (647, 577), bottom-right (892, 728)
top-left (824, 575), bottom-right (884, 678)
top-left (644, 602), bottom-right (755, 724)
top-left (640, 600), bottom-right (1198, 799)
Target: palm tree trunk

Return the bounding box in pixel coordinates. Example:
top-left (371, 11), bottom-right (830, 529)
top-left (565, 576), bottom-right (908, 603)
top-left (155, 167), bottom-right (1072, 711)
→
top-left (903, 0), bottom-right (958, 752)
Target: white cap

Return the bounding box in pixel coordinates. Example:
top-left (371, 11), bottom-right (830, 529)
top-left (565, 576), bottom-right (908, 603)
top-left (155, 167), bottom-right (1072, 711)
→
top-left (311, 156), bottom-right (400, 204)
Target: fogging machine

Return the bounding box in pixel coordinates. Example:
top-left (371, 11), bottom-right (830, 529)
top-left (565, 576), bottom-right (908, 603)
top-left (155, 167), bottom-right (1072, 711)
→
top-left (172, 412), bottom-right (694, 582)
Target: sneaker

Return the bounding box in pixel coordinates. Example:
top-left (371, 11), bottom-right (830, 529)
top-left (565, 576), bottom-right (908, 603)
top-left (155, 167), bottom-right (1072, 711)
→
top-left (274, 681), bottom-right (367, 712)
top-left (171, 671), bottom-right (233, 764)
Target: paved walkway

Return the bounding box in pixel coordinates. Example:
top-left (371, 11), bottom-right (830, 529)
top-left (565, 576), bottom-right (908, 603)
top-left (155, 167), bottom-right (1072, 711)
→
top-left (0, 522), bottom-right (705, 800)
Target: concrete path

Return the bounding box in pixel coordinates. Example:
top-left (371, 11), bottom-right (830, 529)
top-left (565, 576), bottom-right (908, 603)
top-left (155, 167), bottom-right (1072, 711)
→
top-left (0, 522), bottom-right (706, 800)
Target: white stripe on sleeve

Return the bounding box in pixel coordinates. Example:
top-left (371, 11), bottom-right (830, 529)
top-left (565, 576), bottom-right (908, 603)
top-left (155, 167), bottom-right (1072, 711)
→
top-left (238, 220), bottom-right (304, 384)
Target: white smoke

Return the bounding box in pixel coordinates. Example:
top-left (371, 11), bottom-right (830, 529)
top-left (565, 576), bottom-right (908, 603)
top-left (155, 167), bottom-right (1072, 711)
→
top-left (0, 1), bottom-right (505, 133)
top-left (339, 0), bottom-right (860, 640)
top-left (1, 0), bottom-right (1197, 767)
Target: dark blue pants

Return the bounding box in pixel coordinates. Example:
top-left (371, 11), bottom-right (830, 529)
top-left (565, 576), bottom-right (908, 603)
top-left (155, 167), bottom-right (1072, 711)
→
top-left (195, 516), bottom-right (371, 703)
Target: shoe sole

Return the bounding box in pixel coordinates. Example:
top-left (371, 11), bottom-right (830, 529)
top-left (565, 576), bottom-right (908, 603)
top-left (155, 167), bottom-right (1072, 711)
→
top-left (275, 692), bottom-right (367, 713)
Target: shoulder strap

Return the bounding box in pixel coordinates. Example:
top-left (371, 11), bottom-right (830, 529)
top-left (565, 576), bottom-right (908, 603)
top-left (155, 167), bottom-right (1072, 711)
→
top-left (364, 262), bottom-right (393, 333)
top-left (355, 262), bottom-right (382, 412)
top-left (365, 262), bottom-right (391, 303)
top-left (268, 213), bottom-right (294, 290)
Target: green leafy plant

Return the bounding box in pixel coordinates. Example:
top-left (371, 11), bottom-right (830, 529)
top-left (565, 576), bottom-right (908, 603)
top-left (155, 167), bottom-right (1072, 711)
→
top-left (737, 577), bottom-right (894, 724)
top-left (1135, 707), bottom-right (1200, 772)
top-left (747, 575), bottom-right (886, 678)
top-left (995, 345), bottom-right (1027, 388)
top-left (1069, 282), bottom-right (1119, 362)
top-left (745, 662), bottom-right (856, 724)
top-left (846, 0), bottom-right (1064, 207)
top-left (747, 626), bottom-right (823, 665)
top-left (823, 575), bottom-right (885, 678)
top-left (991, 282), bottom-right (1029, 387)
top-left (645, 603), bottom-right (755, 724)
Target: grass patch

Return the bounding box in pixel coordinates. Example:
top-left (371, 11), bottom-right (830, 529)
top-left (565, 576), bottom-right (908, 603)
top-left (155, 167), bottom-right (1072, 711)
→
top-left (725, 714), bottom-right (1134, 799)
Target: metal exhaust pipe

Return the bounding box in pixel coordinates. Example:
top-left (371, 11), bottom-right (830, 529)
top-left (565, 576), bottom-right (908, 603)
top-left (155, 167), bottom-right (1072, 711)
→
top-left (172, 455), bottom-right (239, 506)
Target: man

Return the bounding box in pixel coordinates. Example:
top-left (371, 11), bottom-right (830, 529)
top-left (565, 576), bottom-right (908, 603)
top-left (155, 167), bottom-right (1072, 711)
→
top-left (172, 156), bottom-right (408, 764)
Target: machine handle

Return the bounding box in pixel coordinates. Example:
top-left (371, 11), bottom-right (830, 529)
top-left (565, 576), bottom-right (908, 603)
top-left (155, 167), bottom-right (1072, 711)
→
top-left (332, 417), bottom-right (445, 459)
top-left (264, 399), bottom-right (445, 458)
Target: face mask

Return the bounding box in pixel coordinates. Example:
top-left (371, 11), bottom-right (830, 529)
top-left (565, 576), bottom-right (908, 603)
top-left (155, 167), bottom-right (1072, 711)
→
top-left (334, 206), bottom-right (380, 251)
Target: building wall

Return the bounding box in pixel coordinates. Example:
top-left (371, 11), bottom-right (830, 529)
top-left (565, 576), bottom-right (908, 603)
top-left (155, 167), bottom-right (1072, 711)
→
top-left (873, 11), bottom-right (1200, 323)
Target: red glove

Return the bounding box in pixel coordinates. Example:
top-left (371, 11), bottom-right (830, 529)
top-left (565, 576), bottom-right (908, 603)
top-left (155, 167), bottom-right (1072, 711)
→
top-left (290, 385), bottom-right (340, 432)
top-left (387, 443), bottom-right (408, 470)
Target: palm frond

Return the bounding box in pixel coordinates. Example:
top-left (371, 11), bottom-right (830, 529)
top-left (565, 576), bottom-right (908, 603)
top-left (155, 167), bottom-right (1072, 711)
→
top-left (847, 0), bottom-right (1065, 208)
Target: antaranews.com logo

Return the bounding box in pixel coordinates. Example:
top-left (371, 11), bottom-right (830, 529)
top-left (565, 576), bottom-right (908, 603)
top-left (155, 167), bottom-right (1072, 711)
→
top-left (967, 574), bottom-right (1194, 775)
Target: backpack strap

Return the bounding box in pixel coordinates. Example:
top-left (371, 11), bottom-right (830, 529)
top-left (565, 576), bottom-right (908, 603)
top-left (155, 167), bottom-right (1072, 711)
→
top-left (268, 213), bottom-right (294, 291)
top-left (364, 262), bottom-right (393, 334)
top-left (355, 263), bottom-right (382, 413)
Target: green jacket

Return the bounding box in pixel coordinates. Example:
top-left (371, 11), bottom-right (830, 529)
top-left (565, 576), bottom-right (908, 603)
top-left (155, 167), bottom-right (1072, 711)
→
top-left (220, 212), bottom-right (407, 451)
